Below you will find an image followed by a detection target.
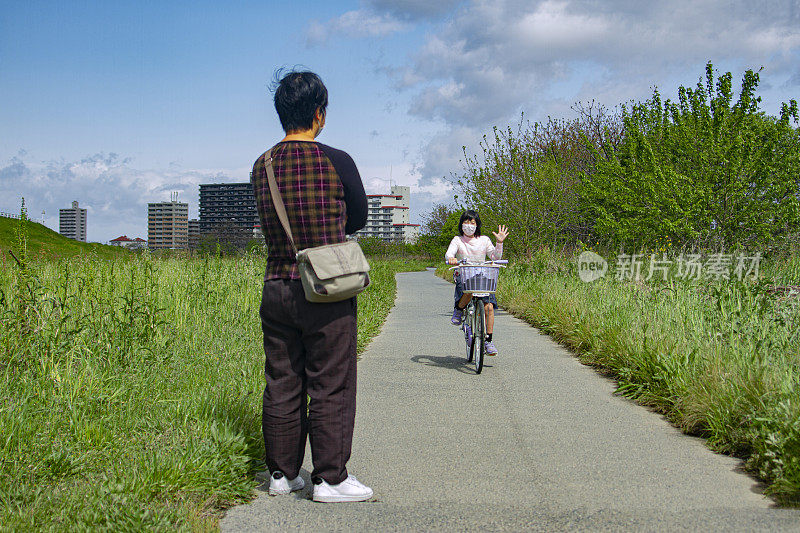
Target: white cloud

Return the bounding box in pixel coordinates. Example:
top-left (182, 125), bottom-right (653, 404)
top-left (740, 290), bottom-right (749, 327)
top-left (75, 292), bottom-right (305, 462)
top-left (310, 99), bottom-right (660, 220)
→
top-left (511, 1), bottom-right (610, 52)
top-left (410, 174), bottom-right (460, 221)
top-left (0, 153), bottom-right (245, 243)
top-left (292, 2), bottom-right (800, 218)
top-left (366, 0), bottom-right (463, 21)
top-left (354, 0), bottom-right (800, 195)
top-left (401, 0), bottom-right (800, 130)
top-left (413, 127), bottom-right (481, 186)
top-left (306, 9), bottom-right (408, 46)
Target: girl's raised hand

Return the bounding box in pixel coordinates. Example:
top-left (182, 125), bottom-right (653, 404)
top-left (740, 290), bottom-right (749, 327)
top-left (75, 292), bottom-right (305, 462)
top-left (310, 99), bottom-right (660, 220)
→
top-left (492, 225), bottom-right (509, 243)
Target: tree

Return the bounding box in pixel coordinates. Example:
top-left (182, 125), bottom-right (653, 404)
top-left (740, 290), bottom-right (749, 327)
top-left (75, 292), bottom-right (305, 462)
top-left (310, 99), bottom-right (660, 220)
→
top-left (583, 62), bottom-right (800, 251)
top-left (421, 203), bottom-right (455, 236)
top-left (414, 204), bottom-right (460, 259)
top-left (197, 222), bottom-right (254, 256)
top-left (457, 108), bottom-right (622, 256)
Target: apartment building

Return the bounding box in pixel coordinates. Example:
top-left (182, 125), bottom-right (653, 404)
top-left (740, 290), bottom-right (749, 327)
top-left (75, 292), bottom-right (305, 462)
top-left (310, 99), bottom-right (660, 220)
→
top-left (59, 200), bottom-right (87, 242)
top-left (198, 183), bottom-right (259, 234)
top-left (188, 219), bottom-right (200, 249)
top-left (147, 196), bottom-right (188, 250)
top-left (354, 185), bottom-right (420, 242)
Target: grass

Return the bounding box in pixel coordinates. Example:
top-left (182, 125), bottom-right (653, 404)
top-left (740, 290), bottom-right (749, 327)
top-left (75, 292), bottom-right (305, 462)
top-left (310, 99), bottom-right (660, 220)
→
top-left (0, 215), bottom-right (128, 261)
top-left (0, 218), bottom-right (428, 531)
top-left (438, 250), bottom-right (800, 505)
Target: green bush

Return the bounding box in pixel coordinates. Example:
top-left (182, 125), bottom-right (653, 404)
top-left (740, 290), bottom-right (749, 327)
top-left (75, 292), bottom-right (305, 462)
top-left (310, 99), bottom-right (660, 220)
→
top-left (456, 63), bottom-right (800, 256)
top-left (583, 62), bottom-right (800, 251)
top-left (457, 108), bottom-right (621, 255)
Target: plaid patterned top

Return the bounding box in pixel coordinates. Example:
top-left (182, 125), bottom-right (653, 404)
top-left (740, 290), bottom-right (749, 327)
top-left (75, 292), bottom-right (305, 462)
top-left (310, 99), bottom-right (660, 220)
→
top-left (251, 141), bottom-right (367, 280)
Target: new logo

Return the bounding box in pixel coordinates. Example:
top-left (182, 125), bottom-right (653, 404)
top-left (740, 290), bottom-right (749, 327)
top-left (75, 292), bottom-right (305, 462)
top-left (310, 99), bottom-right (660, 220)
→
top-left (577, 251), bottom-right (608, 282)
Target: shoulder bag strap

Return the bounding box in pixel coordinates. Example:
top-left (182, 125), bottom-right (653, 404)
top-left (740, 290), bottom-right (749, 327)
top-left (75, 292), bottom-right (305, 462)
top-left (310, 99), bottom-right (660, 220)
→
top-left (263, 154), bottom-right (299, 256)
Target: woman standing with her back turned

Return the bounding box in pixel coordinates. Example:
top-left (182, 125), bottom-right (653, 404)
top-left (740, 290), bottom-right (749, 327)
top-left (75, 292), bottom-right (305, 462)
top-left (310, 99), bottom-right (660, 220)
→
top-left (250, 70), bottom-right (373, 503)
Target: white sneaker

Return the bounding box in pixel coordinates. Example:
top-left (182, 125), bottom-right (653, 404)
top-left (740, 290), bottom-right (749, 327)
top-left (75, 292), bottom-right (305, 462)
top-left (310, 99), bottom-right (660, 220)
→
top-left (268, 471), bottom-right (305, 495)
top-left (312, 475), bottom-right (373, 502)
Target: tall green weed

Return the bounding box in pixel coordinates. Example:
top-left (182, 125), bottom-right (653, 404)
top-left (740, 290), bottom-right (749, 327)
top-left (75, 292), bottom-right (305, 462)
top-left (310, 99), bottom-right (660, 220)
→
top-left (487, 252), bottom-right (800, 504)
top-left (436, 251), bottom-right (800, 504)
top-left (0, 236), bottom-right (424, 530)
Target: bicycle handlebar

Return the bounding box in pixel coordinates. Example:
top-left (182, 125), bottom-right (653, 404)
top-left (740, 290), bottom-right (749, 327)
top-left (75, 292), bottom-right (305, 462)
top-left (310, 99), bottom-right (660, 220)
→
top-left (448, 259), bottom-right (508, 270)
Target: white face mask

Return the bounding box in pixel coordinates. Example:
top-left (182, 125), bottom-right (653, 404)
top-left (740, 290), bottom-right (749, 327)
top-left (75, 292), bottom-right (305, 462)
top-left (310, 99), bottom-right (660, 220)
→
top-left (462, 223), bottom-right (476, 236)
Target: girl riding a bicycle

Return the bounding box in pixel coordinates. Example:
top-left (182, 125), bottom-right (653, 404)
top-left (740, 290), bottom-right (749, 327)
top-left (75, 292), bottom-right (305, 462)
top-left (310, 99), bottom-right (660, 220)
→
top-left (445, 210), bottom-right (509, 356)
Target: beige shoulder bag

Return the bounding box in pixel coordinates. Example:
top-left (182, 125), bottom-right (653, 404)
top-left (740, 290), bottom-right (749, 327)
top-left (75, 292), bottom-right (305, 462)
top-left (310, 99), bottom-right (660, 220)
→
top-left (264, 155), bottom-right (370, 303)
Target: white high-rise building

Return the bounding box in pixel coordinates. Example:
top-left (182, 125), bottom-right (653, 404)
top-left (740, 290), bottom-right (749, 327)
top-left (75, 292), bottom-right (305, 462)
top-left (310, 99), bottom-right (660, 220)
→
top-left (148, 195), bottom-right (189, 250)
top-left (355, 185), bottom-right (420, 242)
top-left (59, 200), bottom-right (87, 242)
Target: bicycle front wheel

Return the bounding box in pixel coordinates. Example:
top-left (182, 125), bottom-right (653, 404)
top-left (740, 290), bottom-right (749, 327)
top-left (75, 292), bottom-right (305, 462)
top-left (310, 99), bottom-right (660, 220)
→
top-left (463, 308), bottom-right (473, 362)
top-left (473, 299), bottom-right (485, 374)
top-left (467, 302), bottom-right (476, 362)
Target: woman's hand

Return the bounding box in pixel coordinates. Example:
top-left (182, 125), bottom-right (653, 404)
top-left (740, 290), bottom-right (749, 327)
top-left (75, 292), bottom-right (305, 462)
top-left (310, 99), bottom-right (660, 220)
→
top-left (492, 225), bottom-right (509, 243)
top-left (447, 257), bottom-right (459, 265)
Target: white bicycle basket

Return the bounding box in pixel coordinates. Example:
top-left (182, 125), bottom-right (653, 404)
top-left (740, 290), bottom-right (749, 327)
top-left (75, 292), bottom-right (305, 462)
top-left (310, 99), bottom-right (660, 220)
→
top-left (459, 265), bottom-right (500, 294)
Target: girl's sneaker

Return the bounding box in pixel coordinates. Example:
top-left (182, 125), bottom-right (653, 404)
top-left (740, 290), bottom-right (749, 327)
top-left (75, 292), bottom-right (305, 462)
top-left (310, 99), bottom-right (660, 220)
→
top-left (484, 340), bottom-right (498, 356)
top-left (451, 308), bottom-right (464, 325)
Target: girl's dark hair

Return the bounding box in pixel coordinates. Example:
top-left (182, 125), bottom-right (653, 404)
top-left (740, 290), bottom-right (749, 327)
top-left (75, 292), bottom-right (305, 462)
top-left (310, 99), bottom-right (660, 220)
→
top-left (458, 210), bottom-right (482, 237)
top-left (273, 70), bottom-right (328, 133)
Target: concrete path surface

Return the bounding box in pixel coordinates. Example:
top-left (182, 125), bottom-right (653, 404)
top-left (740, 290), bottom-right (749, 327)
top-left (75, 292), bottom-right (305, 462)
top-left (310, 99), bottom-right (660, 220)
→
top-left (221, 270), bottom-right (800, 532)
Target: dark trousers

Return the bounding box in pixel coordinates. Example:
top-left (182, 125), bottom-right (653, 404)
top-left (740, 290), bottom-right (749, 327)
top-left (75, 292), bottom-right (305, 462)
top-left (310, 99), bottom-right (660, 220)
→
top-left (259, 279), bottom-right (357, 485)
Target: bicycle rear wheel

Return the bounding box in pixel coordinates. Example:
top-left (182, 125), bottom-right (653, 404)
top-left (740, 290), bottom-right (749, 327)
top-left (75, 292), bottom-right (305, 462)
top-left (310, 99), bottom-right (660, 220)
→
top-left (473, 299), bottom-right (485, 374)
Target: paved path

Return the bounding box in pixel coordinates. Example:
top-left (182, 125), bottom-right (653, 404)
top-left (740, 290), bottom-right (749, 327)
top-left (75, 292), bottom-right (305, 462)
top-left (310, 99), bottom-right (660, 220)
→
top-left (222, 270), bottom-right (800, 531)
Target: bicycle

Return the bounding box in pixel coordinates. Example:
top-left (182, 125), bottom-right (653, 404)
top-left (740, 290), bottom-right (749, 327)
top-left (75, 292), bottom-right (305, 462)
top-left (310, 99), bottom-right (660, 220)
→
top-left (450, 259), bottom-right (507, 374)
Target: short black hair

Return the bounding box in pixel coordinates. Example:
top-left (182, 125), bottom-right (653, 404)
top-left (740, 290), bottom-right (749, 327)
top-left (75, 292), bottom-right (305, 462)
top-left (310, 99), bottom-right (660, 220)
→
top-left (273, 70), bottom-right (328, 134)
top-left (458, 210), bottom-right (482, 237)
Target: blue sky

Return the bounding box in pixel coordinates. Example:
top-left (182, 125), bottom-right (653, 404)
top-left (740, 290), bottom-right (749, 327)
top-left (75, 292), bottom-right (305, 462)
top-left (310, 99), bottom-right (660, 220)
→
top-left (2, 1), bottom-right (799, 242)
